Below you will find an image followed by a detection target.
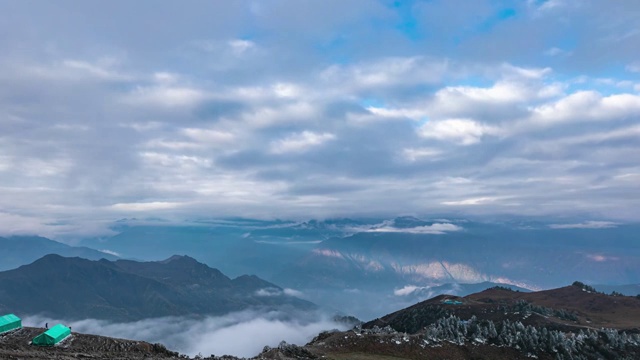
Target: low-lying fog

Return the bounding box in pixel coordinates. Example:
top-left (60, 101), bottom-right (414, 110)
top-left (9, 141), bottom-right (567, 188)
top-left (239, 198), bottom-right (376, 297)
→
top-left (25, 310), bottom-right (349, 358)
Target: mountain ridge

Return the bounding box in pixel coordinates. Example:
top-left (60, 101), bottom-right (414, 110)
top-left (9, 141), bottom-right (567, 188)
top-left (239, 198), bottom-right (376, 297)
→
top-left (0, 254), bottom-right (315, 321)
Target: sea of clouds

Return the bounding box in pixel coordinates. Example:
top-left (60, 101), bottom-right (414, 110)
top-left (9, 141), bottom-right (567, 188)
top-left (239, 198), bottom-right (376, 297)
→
top-left (24, 309), bottom-right (348, 358)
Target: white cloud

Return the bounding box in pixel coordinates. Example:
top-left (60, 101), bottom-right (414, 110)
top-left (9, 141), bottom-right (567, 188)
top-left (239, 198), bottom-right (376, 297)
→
top-left (549, 221), bottom-right (618, 229)
top-left (0, 211), bottom-right (116, 240)
top-left (627, 62), bottom-right (640, 73)
top-left (392, 261), bottom-right (486, 283)
top-left (228, 39), bottom-right (256, 55)
top-left (418, 118), bottom-right (499, 145)
top-left (401, 147), bottom-right (442, 162)
top-left (425, 65), bottom-right (560, 120)
top-left (0, 155), bottom-right (11, 171)
top-left (365, 106), bottom-right (427, 120)
top-left (121, 121), bottom-right (164, 132)
top-left (143, 139), bottom-right (203, 150)
top-left (531, 91), bottom-right (640, 124)
top-left (529, 0), bottom-right (567, 15)
top-left (272, 83), bottom-right (300, 98)
top-left (321, 56), bottom-right (448, 90)
top-left (255, 288), bottom-right (282, 297)
top-left (181, 128), bottom-right (235, 143)
top-left (367, 223), bottom-right (462, 235)
top-left (393, 285), bottom-right (426, 296)
top-left (110, 202), bottom-right (185, 212)
top-left (435, 82), bottom-right (529, 104)
top-left (125, 85), bottom-right (208, 108)
top-left (0, 212), bottom-right (57, 237)
top-left (18, 58), bottom-right (130, 82)
top-left (500, 64), bottom-right (552, 80)
top-left (61, 59), bottom-right (126, 80)
top-left (153, 72), bottom-right (180, 84)
top-left (21, 158), bottom-right (73, 177)
top-left (311, 249), bottom-right (344, 259)
top-left (50, 123), bottom-right (90, 131)
top-left (283, 288), bottom-right (304, 297)
top-left (240, 102), bottom-right (318, 128)
top-left (539, 0), bottom-right (564, 11)
top-left (585, 253), bottom-right (620, 262)
top-left (442, 197), bottom-right (499, 206)
top-left (138, 152), bottom-right (213, 171)
top-left (23, 311), bottom-right (348, 358)
top-left (544, 47), bottom-right (570, 57)
top-left (99, 249), bottom-right (121, 257)
top-left (529, 124), bottom-right (640, 148)
top-left (270, 131), bottom-right (336, 154)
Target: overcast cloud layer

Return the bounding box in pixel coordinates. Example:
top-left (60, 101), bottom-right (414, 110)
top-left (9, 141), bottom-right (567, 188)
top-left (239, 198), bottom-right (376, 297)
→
top-left (1, 0), bottom-right (639, 237)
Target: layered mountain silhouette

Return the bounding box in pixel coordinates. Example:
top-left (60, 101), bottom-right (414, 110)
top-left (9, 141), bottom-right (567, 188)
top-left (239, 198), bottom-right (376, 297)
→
top-left (0, 236), bottom-right (119, 271)
top-left (0, 254), bottom-right (315, 321)
top-left (273, 221), bottom-right (640, 291)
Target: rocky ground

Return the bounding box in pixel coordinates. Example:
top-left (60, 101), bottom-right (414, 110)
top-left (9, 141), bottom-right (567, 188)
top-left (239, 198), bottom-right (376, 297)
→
top-left (0, 327), bottom-right (183, 360)
top-left (0, 326), bottom-right (535, 360)
top-left (302, 327), bottom-right (550, 360)
top-left (0, 327), bottom-right (318, 360)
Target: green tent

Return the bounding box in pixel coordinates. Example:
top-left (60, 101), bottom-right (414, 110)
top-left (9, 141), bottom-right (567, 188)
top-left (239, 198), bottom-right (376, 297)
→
top-left (0, 313), bottom-right (22, 334)
top-left (32, 324), bottom-right (71, 346)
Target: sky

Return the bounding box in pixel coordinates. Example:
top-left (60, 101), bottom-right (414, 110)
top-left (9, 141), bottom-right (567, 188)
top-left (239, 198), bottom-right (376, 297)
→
top-left (1, 0), bottom-right (639, 238)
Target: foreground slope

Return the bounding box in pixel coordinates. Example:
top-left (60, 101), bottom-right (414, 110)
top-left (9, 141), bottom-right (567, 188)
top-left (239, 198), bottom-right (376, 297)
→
top-left (0, 254), bottom-right (315, 321)
top-left (2, 284), bottom-right (640, 359)
top-left (287, 283), bottom-right (640, 359)
top-left (366, 284), bottom-right (640, 332)
top-left (0, 327), bottom-right (182, 360)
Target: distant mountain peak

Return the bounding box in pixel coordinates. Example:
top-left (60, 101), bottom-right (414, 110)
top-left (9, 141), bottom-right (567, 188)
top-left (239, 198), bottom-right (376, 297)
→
top-left (159, 255), bottom-right (197, 264)
top-left (35, 253), bottom-right (78, 263)
top-left (391, 215), bottom-right (431, 228)
top-left (394, 215), bottom-right (423, 221)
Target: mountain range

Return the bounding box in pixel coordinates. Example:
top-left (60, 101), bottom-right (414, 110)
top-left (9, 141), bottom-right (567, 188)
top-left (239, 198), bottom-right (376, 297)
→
top-left (0, 254), bottom-right (315, 321)
top-left (80, 217), bottom-right (640, 290)
top-left (4, 216), bottom-right (639, 319)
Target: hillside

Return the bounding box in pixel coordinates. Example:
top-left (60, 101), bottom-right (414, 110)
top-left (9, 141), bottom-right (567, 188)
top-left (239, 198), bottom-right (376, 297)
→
top-left (365, 283), bottom-right (640, 333)
top-left (332, 283), bottom-right (640, 359)
top-left (0, 254), bottom-right (315, 321)
top-left (593, 283), bottom-right (640, 297)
